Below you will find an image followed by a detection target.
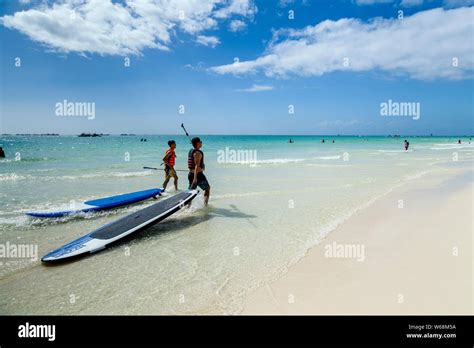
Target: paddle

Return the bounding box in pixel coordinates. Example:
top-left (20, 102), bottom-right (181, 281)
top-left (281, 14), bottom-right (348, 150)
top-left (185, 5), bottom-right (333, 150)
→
top-left (181, 123), bottom-right (192, 143)
top-left (143, 166), bottom-right (188, 172)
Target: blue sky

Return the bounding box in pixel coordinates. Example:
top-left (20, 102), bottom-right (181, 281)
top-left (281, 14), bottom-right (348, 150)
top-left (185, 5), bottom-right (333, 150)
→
top-left (0, 0), bottom-right (473, 135)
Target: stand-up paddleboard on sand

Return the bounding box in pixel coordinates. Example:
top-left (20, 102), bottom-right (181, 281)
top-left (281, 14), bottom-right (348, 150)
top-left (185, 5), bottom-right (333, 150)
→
top-left (41, 190), bottom-right (198, 262)
top-left (27, 188), bottom-right (163, 218)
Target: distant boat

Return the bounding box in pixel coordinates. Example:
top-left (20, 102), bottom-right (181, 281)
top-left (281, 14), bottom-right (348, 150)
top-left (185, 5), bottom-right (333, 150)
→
top-left (14, 133), bottom-right (59, 136)
top-left (78, 133), bottom-right (102, 137)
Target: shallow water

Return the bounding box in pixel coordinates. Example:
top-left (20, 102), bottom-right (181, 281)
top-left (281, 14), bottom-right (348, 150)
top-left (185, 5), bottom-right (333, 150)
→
top-left (0, 135), bottom-right (473, 314)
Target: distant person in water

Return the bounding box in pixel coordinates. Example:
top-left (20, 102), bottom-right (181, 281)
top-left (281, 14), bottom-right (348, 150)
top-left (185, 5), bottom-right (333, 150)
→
top-left (458, 139), bottom-right (461, 144)
top-left (332, 140), bottom-right (335, 143)
top-left (0, 147), bottom-right (5, 158)
top-left (404, 140), bottom-right (410, 151)
top-left (322, 139), bottom-right (325, 143)
top-left (162, 140), bottom-right (178, 191)
top-left (188, 137), bottom-right (211, 205)
top-left (289, 139), bottom-right (294, 143)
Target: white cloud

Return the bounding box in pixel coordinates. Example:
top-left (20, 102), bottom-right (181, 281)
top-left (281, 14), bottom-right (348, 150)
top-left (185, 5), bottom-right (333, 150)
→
top-left (211, 7), bottom-right (474, 80)
top-left (355, 0), bottom-right (393, 5)
top-left (214, 0), bottom-right (257, 19)
top-left (1, 0), bottom-right (257, 56)
top-left (237, 84), bottom-right (274, 92)
top-left (357, 0), bottom-right (474, 6)
top-left (229, 19), bottom-right (246, 32)
top-left (196, 35), bottom-right (220, 47)
top-left (184, 62), bottom-right (206, 71)
top-left (400, 0), bottom-right (424, 6)
top-left (443, 0), bottom-right (474, 7)
top-left (278, 0), bottom-right (296, 7)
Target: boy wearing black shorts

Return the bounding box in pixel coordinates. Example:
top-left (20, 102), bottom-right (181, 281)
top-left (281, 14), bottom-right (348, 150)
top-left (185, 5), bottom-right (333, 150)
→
top-left (187, 137), bottom-right (210, 205)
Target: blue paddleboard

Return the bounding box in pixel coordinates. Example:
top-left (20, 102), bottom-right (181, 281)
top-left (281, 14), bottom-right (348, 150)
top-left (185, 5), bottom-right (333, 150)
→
top-left (41, 190), bottom-right (198, 262)
top-left (27, 188), bottom-right (163, 218)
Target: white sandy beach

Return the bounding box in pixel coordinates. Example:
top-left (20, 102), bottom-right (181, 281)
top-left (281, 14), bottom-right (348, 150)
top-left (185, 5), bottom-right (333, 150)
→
top-left (242, 168), bottom-right (473, 315)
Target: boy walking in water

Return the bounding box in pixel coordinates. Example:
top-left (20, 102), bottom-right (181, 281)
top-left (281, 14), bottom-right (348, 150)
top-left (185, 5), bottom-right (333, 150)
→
top-left (163, 140), bottom-right (178, 191)
top-left (188, 137), bottom-right (211, 205)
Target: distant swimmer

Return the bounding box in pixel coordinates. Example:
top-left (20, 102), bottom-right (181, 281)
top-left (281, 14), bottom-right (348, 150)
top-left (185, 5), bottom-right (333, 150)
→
top-left (322, 139), bottom-right (325, 143)
top-left (404, 139), bottom-right (410, 151)
top-left (332, 140), bottom-right (335, 143)
top-left (458, 139), bottom-right (461, 144)
top-left (0, 147), bottom-right (5, 158)
top-left (288, 139), bottom-right (294, 143)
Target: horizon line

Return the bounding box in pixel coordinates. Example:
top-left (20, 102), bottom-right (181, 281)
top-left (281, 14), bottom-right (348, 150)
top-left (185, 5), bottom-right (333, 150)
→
top-left (2, 133), bottom-right (473, 137)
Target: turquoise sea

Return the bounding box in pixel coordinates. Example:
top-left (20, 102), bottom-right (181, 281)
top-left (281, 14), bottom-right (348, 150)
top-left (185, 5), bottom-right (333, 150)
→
top-left (0, 135), bottom-right (473, 314)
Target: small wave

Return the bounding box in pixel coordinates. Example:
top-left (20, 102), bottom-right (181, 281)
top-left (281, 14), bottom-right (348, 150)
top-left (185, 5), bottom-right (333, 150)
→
top-left (430, 144), bottom-right (474, 150)
top-left (213, 191), bottom-right (273, 199)
top-left (433, 143), bottom-right (473, 146)
top-left (2, 157), bottom-right (51, 162)
top-left (256, 158), bottom-right (305, 164)
top-left (403, 170), bottom-right (431, 181)
top-left (0, 173), bottom-right (27, 182)
top-left (0, 215), bottom-right (32, 228)
top-left (228, 158), bottom-right (306, 165)
top-left (71, 171), bottom-right (151, 180)
top-left (360, 177), bottom-right (376, 184)
top-left (186, 193), bottom-right (206, 214)
top-left (32, 168), bottom-right (55, 172)
top-left (1, 200), bottom-right (158, 229)
top-left (112, 171), bottom-right (154, 178)
top-left (306, 164), bottom-right (350, 168)
top-left (0, 171), bottom-right (154, 182)
top-left (377, 150), bottom-right (413, 153)
top-left (314, 155), bottom-right (341, 160)
top-left (60, 171), bottom-right (153, 180)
